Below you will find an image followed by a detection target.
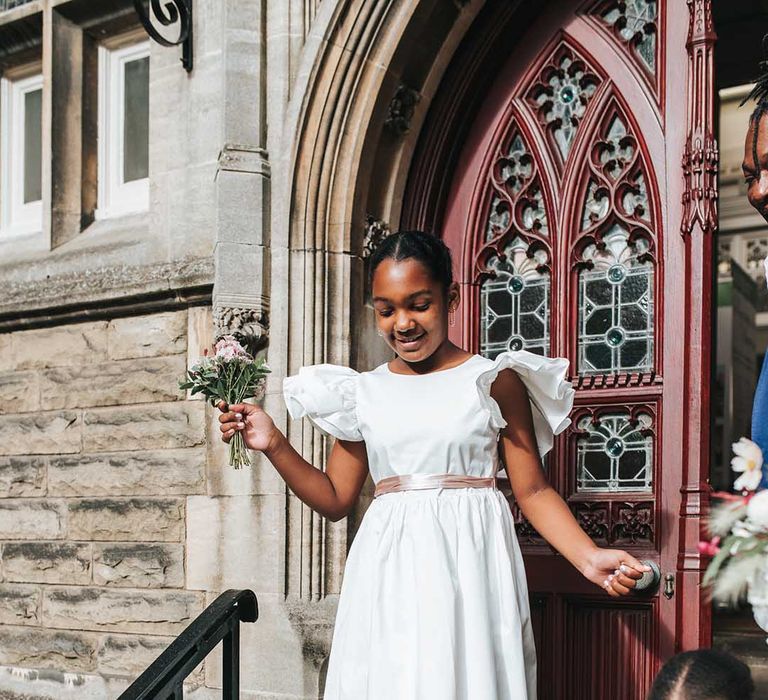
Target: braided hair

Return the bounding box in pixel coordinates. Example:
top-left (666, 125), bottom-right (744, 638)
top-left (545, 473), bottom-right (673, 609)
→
top-left (742, 34), bottom-right (768, 169)
top-left (367, 231), bottom-right (454, 300)
top-left (647, 649), bottom-right (754, 700)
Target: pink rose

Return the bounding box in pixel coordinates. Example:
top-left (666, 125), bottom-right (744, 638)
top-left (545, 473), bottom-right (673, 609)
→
top-left (697, 536), bottom-right (721, 558)
top-left (214, 335), bottom-right (248, 361)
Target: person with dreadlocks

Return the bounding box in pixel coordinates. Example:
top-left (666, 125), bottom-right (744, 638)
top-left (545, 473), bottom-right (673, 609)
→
top-left (741, 59), bottom-right (768, 485)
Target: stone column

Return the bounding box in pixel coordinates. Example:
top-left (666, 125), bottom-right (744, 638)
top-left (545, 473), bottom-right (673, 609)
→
top-left (212, 0), bottom-right (270, 347)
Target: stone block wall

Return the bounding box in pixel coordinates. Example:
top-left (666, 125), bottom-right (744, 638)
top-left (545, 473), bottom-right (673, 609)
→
top-left (0, 308), bottom-right (214, 697)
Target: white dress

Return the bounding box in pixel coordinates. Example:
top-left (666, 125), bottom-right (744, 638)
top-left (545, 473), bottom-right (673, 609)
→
top-left (283, 350), bottom-right (574, 700)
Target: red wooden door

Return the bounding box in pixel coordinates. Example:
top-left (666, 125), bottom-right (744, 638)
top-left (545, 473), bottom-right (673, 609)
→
top-left (403, 2), bottom-right (715, 698)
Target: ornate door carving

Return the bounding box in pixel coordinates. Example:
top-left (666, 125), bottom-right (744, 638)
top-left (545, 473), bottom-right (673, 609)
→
top-left (404, 1), bottom-right (714, 698)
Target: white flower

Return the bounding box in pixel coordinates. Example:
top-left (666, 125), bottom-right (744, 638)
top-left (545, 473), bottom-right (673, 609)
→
top-left (731, 437), bottom-right (764, 492)
top-left (748, 491), bottom-right (768, 529)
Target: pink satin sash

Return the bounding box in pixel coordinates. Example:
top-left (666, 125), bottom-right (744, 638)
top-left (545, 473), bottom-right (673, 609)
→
top-left (373, 473), bottom-right (497, 498)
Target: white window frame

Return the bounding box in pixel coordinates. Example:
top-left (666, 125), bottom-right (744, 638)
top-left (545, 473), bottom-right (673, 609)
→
top-left (0, 70), bottom-right (43, 239)
top-left (97, 39), bottom-right (150, 220)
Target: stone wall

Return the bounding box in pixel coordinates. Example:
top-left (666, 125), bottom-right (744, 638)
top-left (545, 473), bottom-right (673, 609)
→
top-left (0, 309), bottom-right (214, 698)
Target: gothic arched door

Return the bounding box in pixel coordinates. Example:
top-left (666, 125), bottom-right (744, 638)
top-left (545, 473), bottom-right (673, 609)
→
top-left (403, 1), bottom-right (715, 698)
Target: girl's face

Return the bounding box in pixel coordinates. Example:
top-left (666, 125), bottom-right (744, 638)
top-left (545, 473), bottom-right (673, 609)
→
top-left (371, 258), bottom-right (459, 361)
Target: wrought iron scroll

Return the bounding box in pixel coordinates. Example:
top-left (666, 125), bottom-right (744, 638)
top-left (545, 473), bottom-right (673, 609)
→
top-left (681, 0), bottom-right (717, 236)
top-left (133, 0), bottom-right (193, 72)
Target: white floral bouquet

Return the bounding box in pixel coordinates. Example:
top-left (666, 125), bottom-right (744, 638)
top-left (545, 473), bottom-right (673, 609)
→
top-left (700, 438), bottom-right (768, 611)
top-left (180, 335), bottom-right (270, 468)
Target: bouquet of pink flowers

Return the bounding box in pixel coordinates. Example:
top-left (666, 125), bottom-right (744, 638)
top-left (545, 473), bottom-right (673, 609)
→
top-left (180, 335), bottom-right (270, 468)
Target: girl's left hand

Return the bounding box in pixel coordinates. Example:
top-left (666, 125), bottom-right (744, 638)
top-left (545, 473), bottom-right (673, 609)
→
top-left (581, 548), bottom-right (651, 597)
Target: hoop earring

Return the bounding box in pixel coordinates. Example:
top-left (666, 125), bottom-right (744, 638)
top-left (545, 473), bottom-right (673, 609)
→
top-left (448, 307), bottom-right (456, 327)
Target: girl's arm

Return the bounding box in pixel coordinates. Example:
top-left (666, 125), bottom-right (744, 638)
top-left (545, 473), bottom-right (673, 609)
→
top-left (218, 401), bottom-right (369, 522)
top-left (491, 369), bottom-right (650, 596)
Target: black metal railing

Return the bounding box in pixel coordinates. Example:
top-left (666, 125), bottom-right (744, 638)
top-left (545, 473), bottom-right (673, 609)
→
top-left (119, 589), bottom-right (258, 700)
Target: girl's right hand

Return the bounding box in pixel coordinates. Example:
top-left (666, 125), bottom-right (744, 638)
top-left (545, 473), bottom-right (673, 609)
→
top-left (217, 400), bottom-right (282, 453)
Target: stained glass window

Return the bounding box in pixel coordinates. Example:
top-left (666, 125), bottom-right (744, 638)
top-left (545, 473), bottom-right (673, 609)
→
top-left (499, 135), bottom-right (532, 195)
top-left (576, 412), bottom-right (653, 492)
top-left (578, 224), bottom-right (653, 373)
top-left (528, 50), bottom-right (599, 161)
top-left (601, 0), bottom-right (657, 74)
top-left (486, 195), bottom-right (511, 242)
top-left (480, 237), bottom-right (550, 359)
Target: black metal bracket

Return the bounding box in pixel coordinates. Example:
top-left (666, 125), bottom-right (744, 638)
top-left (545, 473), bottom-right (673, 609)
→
top-left (133, 0), bottom-right (193, 73)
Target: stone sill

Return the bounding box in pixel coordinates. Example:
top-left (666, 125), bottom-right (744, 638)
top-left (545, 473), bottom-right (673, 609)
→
top-left (0, 212), bottom-right (214, 331)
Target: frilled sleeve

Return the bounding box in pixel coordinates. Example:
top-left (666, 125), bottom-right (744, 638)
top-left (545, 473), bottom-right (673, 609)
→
top-left (476, 350), bottom-right (574, 457)
top-left (282, 364), bottom-right (363, 442)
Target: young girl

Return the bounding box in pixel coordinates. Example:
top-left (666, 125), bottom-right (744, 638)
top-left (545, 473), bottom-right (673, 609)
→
top-left (218, 231), bottom-right (650, 699)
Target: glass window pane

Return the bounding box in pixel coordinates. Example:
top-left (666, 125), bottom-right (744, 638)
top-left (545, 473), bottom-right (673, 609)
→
top-left (585, 343), bottom-right (612, 372)
top-left (577, 225), bottom-right (654, 374)
top-left (123, 56), bottom-right (149, 183)
top-left (23, 88), bottom-right (42, 203)
top-left (480, 237), bottom-right (551, 359)
top-left (576, 412), bottom-right (653, 493)
top-left (488, 289), bottom-right (513, 317)
top-left (620, 340), bottom-right (649, 369)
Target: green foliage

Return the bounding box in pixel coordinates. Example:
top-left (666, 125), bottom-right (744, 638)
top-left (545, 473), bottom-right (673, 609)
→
top-left (179, 355), bottom-right (271, 406)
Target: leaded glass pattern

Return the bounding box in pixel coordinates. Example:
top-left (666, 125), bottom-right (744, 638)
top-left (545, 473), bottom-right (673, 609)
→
top-left (498, 135), bottom-right (532, 195)
top-left (622, 172), bottom-right (650, 222)
top-left (582, 181), bottom-right (609, 229)
top-left (578, 224), bottom-right (654, 373)
top-left (486, 195), bottom-right (511, 242)
top-left (480, 238), bottom-right (550, 359)
top-left (576, 412), bottom-right (653, 492)
top-left (583, 173), bottom-right (649, 231)
top-left (597, 117), bottom-right (634, 179)
top-left (521, 188), bottom-right (548, 236)
top-left (527, 47), bottom-right (600, 162)
top-left (600, 1), bottom-right (657, 74)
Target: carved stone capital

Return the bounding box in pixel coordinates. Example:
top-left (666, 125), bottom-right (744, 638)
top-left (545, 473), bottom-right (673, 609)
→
top-left (362, 215), bottom-right (391, 259)
top-left (384, 84), bottom-right (421, 136)
top-left (213, 294), bottom-right (270, 352)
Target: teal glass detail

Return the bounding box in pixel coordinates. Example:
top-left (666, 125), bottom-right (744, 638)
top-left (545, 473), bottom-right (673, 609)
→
top-left (578, 224), bottom-right (653, 374)
top-left (480, 238), bottom-right (550, 359)
top-left (577, 413), bottom-right (653, 492)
